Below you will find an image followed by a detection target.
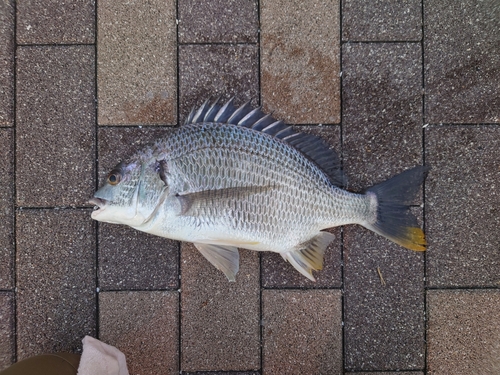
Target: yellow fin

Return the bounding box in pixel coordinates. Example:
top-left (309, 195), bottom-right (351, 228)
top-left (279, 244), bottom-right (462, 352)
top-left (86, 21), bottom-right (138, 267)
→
top-left (283, 232), bottom-right (336, 281)
top-left (398, 227), bottom-right (427, 252)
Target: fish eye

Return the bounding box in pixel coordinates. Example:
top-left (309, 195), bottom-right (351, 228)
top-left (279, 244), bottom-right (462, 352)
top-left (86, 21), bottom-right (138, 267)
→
top-left (107, 171), bottom-right (122, 185)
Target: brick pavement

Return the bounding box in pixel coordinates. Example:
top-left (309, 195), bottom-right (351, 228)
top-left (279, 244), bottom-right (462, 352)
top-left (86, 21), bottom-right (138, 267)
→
top-left (0, 0), bottom-right (499, 374)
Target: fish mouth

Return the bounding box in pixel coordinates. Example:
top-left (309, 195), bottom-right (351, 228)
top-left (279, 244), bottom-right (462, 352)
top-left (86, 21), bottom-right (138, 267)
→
top-left (89, 197), bottom-right (107, 217)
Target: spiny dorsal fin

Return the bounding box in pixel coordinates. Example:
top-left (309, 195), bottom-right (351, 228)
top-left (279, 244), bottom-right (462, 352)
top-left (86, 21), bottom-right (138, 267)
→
top-left (282, 231), bottom-right (336, 281)
top-left (185, 98), bottom-right (347, 187)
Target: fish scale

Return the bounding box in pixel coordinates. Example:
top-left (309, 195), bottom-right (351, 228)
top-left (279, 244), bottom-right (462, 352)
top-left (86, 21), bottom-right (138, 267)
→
top-left (154, 123), bottom-right (362, 256)
top-left (90, 98), bottom-right (429, 282)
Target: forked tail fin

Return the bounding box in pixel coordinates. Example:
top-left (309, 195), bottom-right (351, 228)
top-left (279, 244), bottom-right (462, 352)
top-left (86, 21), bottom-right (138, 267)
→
top-left (362, 166), bottom-right (430, 251)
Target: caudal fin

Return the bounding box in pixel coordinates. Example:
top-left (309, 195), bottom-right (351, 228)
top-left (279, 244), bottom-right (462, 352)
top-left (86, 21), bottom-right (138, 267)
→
top-left (363, 166), bottom-right (430, 251)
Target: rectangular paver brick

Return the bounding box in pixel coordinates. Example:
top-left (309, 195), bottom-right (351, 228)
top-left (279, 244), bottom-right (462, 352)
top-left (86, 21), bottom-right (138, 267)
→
top-left (0, 292), bottom-right (14, 371)
top-left (427, 290), bottom-right (500, 375)
top-left (16, 209), bottom-right (96, 359)
top-left (263, 289), bottom-right (343, 375)
top-left (180, 243), bottom-right (260, 371)
top-left (342, 0), bottom-right (422, 41)
top-left (425, 126), bottom-right (500, 287)
top-left (0, 129), bottom-right (13, 289)
top-left (346, 373), bottom-right (424, 375)
top-left (97, 127), bottom-right (179, 290)
top-left (424, 0), bottom-right (500, 123)
top-left (261, 0), bottom-right (340, 124)
top-left (99, 291), bottom-right (179, 375)
top-left (178, 0), bottom-right (258, 43)
top-left (99, 223), bottom-right (179, 291)
top-left (342, 43), bottom-right (423, 191)
top-left (179, 44), bottom-right (259, 121)
top-left (16, 46), bottom-right (95, 207)
top-left (261, 126), bottom-right (342, 288)
top-left (16, 0), bottom-right (95, 44)
top-left (97, 0), bottom-right (177, 125)
top-left (343, 224), bottom-right (425, 371)
top-left (0, 0), bottom-right (14, 127)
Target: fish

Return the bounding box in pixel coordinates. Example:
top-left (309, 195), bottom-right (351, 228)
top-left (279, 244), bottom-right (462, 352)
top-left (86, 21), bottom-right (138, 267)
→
top-left (89, 98), bottom-right (429, 282)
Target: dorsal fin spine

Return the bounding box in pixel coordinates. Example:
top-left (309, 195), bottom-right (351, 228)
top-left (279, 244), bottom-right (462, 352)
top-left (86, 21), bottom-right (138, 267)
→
top-left (185, 98), bottom-right (346, 187)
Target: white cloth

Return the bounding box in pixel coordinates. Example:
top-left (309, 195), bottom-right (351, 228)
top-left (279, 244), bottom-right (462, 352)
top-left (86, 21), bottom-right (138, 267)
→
top-left (77, 336), bottom-right (129, 375)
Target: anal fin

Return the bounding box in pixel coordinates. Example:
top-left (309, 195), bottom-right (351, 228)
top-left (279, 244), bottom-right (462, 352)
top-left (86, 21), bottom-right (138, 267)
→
top-left (282, 232), bottom-right (336, 282)
top-left (193, 243), bottom-right (240, 282)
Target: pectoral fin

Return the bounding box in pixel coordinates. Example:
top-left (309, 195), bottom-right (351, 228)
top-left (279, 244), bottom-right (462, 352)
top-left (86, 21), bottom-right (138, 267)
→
top-left (193, 243), bottom-right (240, 282)
top-left (282, 232), bottom-right (336, 282)
top-left (176, 186), bottom-right (273, 216)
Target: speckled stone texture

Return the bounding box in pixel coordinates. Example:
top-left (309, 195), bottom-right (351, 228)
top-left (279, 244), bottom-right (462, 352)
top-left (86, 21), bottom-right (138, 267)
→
top-left (261, 125), bottom-right (342, 288)
top-left (184, 373), bottom-right (259, 375)
top-left (180, 243), bottom-right (260, 371)
top-left (346, 373), bottom-right (424, 375)
top-left (97, 0), bottom-right (176, 125)
top-left (342, 43), bottom-right (423, 191)
top-left (16, 46), bottom-right (95, 207)
top-left (424, 0), bottom-right (500, 123)
top-left (0, 0), bottom-right (14, 127)
top-left (427, 290), bottom-right (500, 375)
top-left (99, 223), bottom-right (179, 291)
top-left (16, 209), bottom-right (96, 359)
top-left (261, 0), bottom-right (340, 124)
top-left (0, 292), bottom-right (14, 371)
top-left (425, 126), bottom-right (500, 287)
top-left (179, 44), bottom-right (259, 121)
top-left (178, 0), bottom-right (258, 43)
top-left (0, 129), bottom-right (13, 289)
top-left (343, 225), bottom-right (425, 371)
top-left (262, 289), bottom-right (343, 375)
top-left (99, 291), bottom-right (179, 375)
top-left (16, 0), bottom-right (95, 44)
top-left (342, 0), bottom-right (422, 41)
top-left (97, 127), bottom-right (179, 290)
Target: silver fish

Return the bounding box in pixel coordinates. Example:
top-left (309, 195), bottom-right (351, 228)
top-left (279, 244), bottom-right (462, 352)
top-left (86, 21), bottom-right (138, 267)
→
top-left (90, 98), bottom-right (429, 282)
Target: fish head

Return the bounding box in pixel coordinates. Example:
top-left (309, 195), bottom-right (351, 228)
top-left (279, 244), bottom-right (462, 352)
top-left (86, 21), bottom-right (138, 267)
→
top-left (89, 158), bottom-right (168, 227)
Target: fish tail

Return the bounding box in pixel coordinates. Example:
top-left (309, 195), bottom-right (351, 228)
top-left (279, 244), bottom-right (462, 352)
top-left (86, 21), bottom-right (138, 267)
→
top-left (362, 166), bottom-right (430, 251)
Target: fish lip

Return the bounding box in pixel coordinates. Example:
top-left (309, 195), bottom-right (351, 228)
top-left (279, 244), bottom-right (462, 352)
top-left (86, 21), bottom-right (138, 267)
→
top-left (89, 197), bottom-right (106, 208)
top-left (89, 197), bottom-right (108, 218)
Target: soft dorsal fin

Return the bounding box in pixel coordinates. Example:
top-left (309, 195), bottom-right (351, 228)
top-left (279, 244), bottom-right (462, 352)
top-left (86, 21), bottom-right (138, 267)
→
top-left (281, 231), bottom-right (336, 282)
top-left (185, 98), bottom-right (347, 187)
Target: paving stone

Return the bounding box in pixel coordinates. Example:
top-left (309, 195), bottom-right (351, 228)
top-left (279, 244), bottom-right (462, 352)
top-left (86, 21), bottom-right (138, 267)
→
top-left (184, 373), bottom-right (259, 375)
top-left (97, 127), bottom-right (175, 185)
top-left (343, 221), bottom-right (425, 371)
top-left (425, 126), bottom-right (500, 287)
top-left (262, 289), bottom-right (342, 375)
top-left (16, 0), bottom-right (95, 44)
top-left (16, 46), bottom-right (95, 207)
top-left (0, 292), bottom-right (14, 371)
top-left (0, 0), bottom-right (14, 127)
top-left (179, 44), bottom-right (259, 122)
top-left (16, 209), bottom-right (96, 359)
top-left (342, 0), bottom-right (422, 41)
top-left (178, 0), bottom-right (258, 43)
top-left (180, 243), bottom-right (260, 371)
top-left (97, 0), bottom-right (176, 125)
top-left (99, 291), bottom-right (179, 375)
top-left (346, 372), bottom-right (424, 375)
top-left (427, 290), bottom-right (500, 375)
top-left (96, 127), bottom-right (179, 290)
top-left (99, 224), bottom-right (179, 290)
top-left (342, 43), bottom-right (423, 191)
top-left (0, 129), bottom-right (13, 289)
top-left (261, 0), bottom-right (340, 124)
top-left (261, 125), bottom-right (342, 288)
top-left (424, 0), bottom-right (500, 123)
